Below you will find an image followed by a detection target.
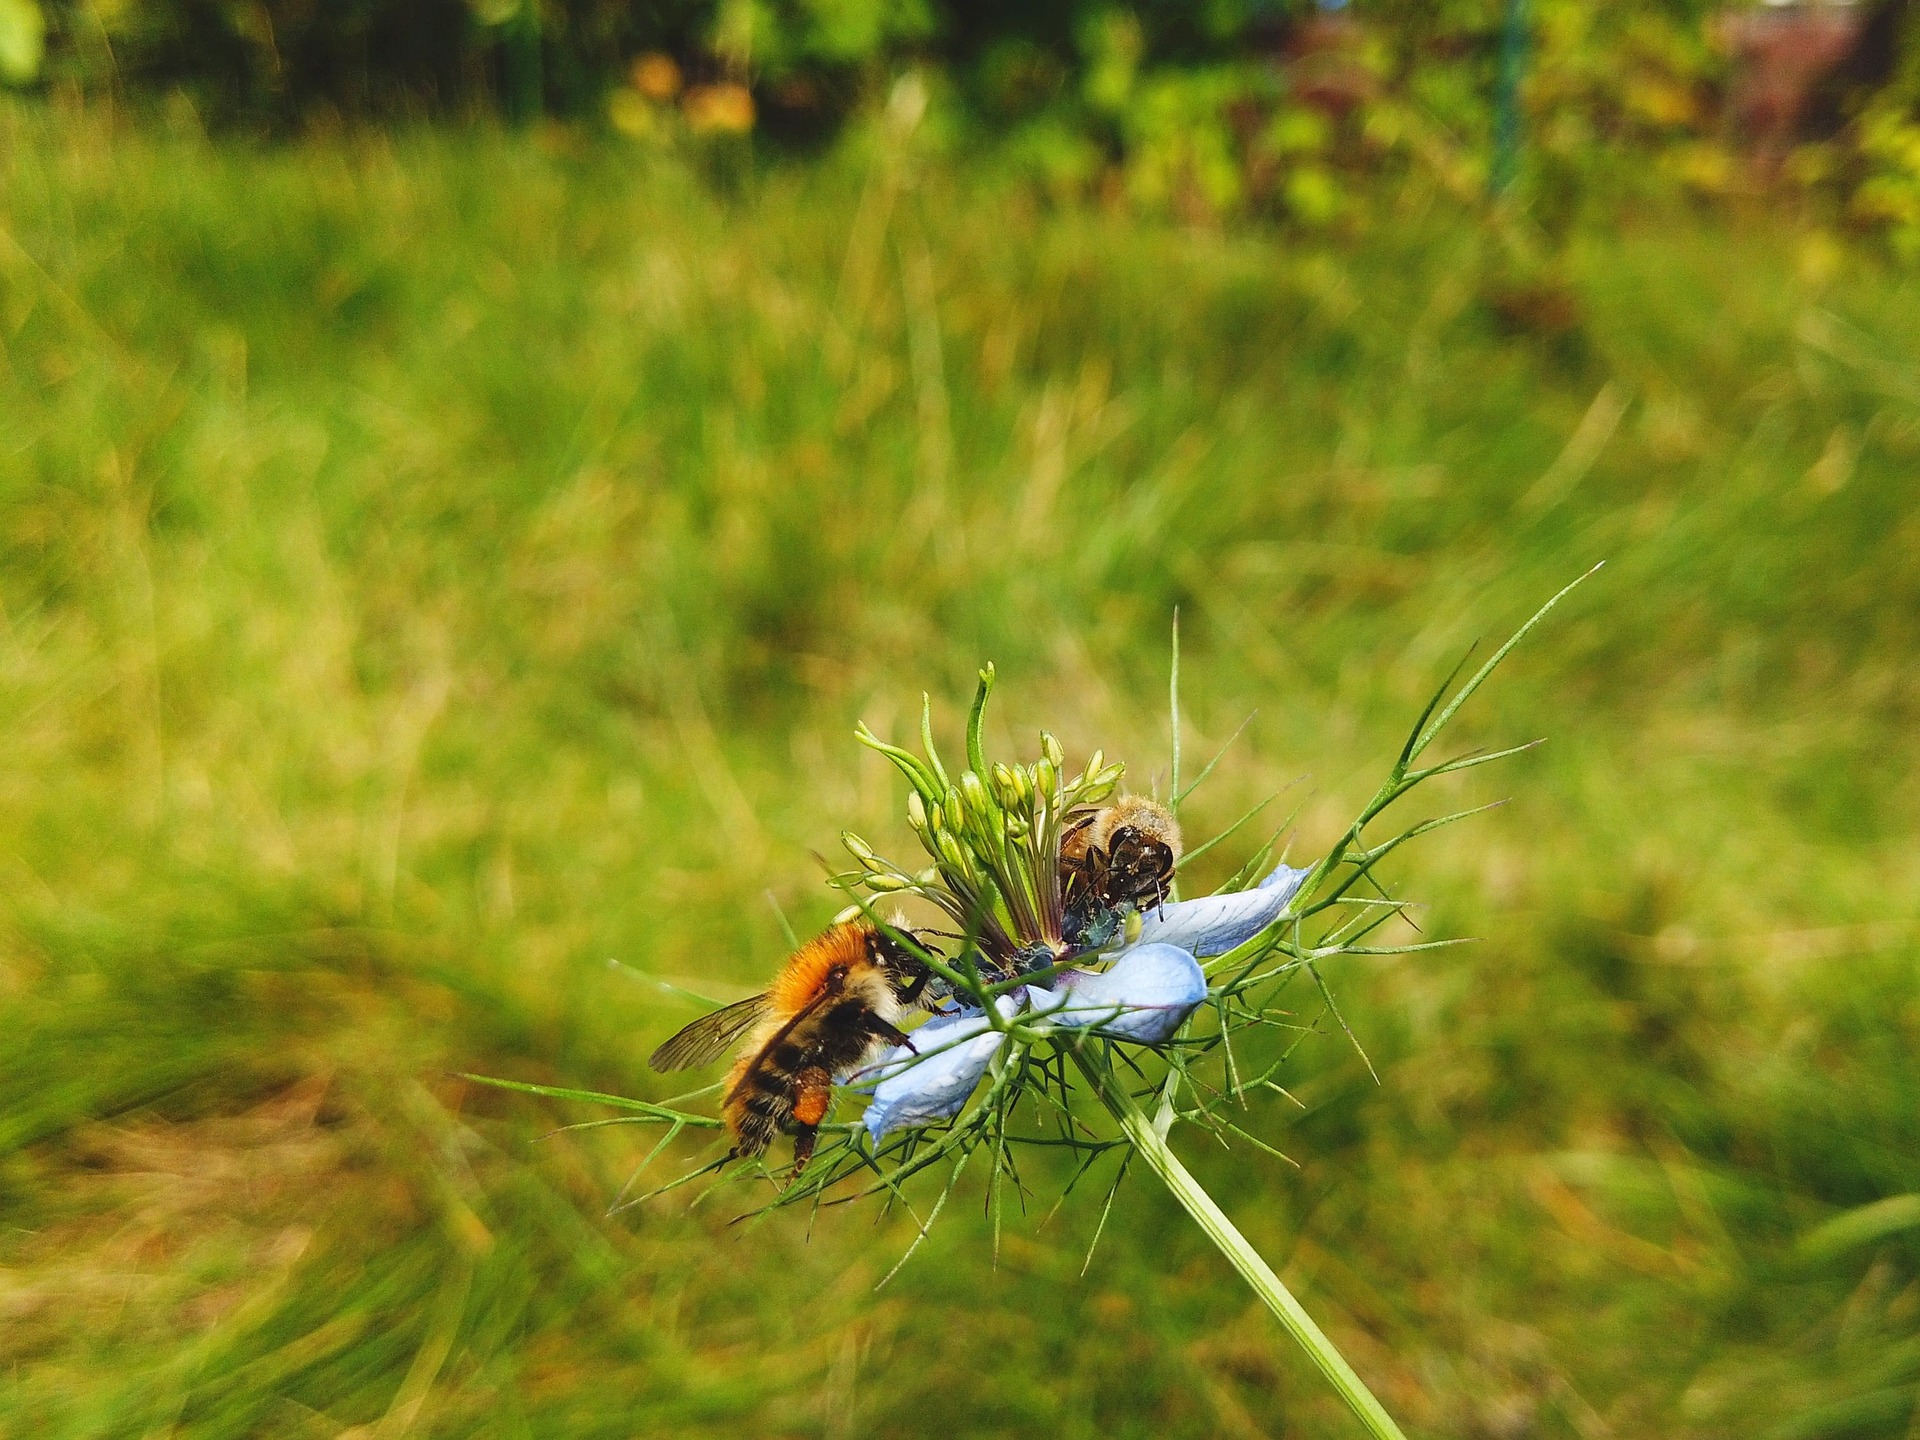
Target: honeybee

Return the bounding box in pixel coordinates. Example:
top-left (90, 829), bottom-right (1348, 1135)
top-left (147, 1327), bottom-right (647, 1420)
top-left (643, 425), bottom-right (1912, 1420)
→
top-left (1059, 795), bottom-right (1183, 949)
top-left (648, 919), bottom-right (929, 1171)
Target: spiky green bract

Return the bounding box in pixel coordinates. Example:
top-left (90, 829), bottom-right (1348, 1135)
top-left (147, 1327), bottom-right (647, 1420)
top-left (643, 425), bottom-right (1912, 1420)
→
top-left (496, 577), bottom-right (1594, 1440)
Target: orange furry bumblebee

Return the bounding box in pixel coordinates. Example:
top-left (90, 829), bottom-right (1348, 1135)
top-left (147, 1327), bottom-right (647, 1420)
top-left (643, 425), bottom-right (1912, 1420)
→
top-left (648, 920), bottom-right (928, 1170)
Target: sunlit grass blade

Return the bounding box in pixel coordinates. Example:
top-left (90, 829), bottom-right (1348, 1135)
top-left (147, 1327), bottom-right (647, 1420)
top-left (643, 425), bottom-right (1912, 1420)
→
top-left (1169, 607), bottom-right (1182, 810)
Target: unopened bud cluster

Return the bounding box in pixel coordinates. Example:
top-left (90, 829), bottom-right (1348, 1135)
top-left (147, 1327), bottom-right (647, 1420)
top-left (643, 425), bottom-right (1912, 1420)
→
top-left (839, 664), bottom-right (1124, 967)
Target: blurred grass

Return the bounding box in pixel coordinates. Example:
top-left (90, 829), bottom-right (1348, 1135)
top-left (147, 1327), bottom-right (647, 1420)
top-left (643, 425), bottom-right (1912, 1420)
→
top-left (1, 102), bottom-right (1917, 1438)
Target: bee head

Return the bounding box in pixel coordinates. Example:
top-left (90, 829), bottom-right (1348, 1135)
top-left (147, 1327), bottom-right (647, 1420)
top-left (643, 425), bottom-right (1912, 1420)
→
top-left (866, 912), bottom-right (930, 981)
top-left (1103, 794), bottom-right (1182, 859)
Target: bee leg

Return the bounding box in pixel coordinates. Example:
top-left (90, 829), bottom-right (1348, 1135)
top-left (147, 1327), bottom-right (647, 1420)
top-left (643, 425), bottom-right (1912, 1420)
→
top-left (898, 968), bottom-right (931, 1007)
top-left (789, 1066), bottom-right (833, 1174)
top-left (867, 1016), bottom-right (916, 1051)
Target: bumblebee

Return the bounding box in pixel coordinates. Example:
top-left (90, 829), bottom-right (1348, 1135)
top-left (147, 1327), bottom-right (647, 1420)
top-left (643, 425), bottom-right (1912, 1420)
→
top-left (1059, 795), bottom-right (1183, 950)
top-left (649, 919), bottom-right (928, 1171)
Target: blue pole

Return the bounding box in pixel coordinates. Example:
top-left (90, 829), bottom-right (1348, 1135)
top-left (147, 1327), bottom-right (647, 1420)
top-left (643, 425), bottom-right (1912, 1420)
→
top-left (1492, 0), bottom-right (1529, 197)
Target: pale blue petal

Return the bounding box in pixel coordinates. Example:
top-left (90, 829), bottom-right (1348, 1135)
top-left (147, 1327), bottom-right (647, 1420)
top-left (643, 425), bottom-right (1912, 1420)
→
top-left (1134, 863), bottom-right (1311, 957)
top-left (859, 996), bottom-right (1019, 1142)
top-left (1037, 943), bottom-right (1207, 1043)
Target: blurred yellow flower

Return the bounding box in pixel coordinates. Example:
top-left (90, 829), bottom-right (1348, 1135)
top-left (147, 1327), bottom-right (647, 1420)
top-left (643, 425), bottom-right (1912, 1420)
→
top-left (631, 52), bottom-right (681, 101)
top-left (683, 83), bottom-right (754, 135)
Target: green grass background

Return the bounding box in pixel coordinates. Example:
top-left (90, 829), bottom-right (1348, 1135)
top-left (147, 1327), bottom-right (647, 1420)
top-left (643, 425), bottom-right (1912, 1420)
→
top-left (2, 105), bottom-right (1917, 1438)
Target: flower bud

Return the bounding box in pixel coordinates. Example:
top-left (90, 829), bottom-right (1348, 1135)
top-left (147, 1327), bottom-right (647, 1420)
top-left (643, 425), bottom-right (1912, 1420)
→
top-left (866, 872), bottom-right (913, 893)
top-left (1041, 732), bottom-right (1065, 769)
top-left (843, 831), bottom-right (878, 866)
top-left (906, 790), bottom-right (928, 831)
top-left (1035, 758), bottom-right (1057, 800)
top-left (937, 831), bottom-right (973, 876)
top-left (959, 770), bottom-right (994, 826)
top-left (1084, 748), bottom-right (1104, 782)
top-left (991, 763), bottom-right (1021, 807)
top-left (943, 790), bottom-right (967, 835)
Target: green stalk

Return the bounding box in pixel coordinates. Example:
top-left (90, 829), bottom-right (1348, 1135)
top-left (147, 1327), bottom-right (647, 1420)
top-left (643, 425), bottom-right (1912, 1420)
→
top-left (1071, 1046), bottom-right (1409, 1440)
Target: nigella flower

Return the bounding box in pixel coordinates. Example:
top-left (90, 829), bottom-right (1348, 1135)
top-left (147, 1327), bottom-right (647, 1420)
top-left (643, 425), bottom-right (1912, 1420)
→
top-left (1032, 943), bottom-right (1207, 1043)
top-left (861, 863), bottom-right (1308, 1141)
top-left (491, 588), bottom-right (1582, 1440)
top-left (859, 994), bottom-right (1024, 1141)
top-left (1135, 862), bottom-right (1312, 958)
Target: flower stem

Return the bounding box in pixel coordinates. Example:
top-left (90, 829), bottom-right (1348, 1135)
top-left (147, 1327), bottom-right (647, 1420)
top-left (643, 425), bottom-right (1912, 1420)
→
top-left (1071, 1046), bottom-right (1410, 1440)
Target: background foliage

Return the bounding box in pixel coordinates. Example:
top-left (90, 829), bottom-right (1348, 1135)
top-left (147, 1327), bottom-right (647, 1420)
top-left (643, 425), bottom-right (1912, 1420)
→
top-left (3, 93), bottom-right (1919, 1436)
top-left (5, 0), bottom-right (1920, 247)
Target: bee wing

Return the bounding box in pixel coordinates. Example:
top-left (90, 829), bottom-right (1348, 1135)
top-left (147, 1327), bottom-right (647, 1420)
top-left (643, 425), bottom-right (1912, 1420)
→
top-left (648, 993), bottom-right (773, 1072)
top-left (725, 984), bottom-right (845, 1099)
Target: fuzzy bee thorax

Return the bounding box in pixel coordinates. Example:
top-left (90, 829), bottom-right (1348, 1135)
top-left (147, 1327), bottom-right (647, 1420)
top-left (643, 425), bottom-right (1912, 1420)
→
top-left (1095, 794), bottom-right (1183, 857)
